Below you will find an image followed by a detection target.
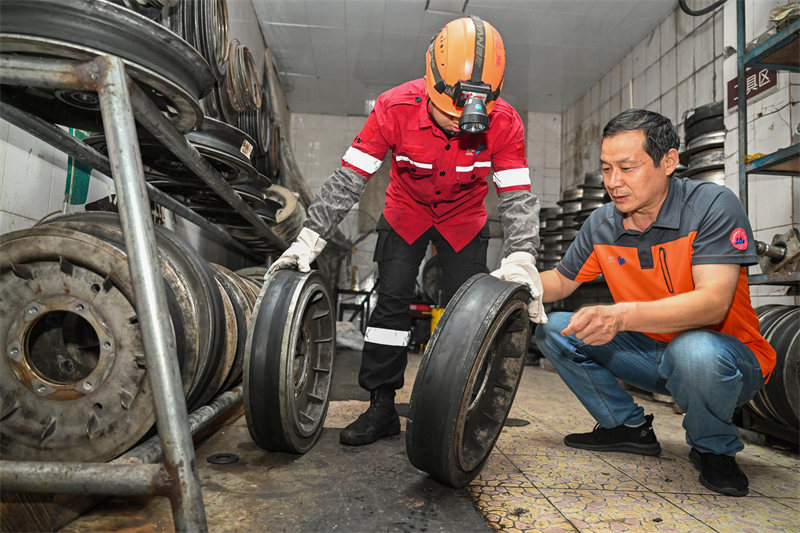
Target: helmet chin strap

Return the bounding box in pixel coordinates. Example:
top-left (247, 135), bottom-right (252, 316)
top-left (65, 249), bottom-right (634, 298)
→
top-left (426, 99), bottom-right (462, 137)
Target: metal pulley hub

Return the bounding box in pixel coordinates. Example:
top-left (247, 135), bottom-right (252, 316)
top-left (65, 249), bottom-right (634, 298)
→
top-left (244, 270), bottom-right (335, 454)
top-left (0, 226), bottom-right (155, 462)
top-left (0, 0), bottom-right (215, 133)
top-left (406, 273), bottom-right (531, 488)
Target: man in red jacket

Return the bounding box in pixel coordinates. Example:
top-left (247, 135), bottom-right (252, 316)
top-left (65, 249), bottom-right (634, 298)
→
top-left (268, 16), bottom-right (546, 446)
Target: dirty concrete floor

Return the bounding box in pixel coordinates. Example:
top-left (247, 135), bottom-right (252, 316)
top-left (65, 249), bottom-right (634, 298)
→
top-left (58, 348), bottom-right (800, 532)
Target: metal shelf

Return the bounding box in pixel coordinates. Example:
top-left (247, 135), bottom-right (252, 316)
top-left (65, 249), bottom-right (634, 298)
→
top-left (736, 0), bottom-right (799, 288)
top-left (748, 272), bottom-right (800, 285)
top-left (745, 143), bottom-right (800, 175)
top-left (742, 17), bottom-right (800, 72)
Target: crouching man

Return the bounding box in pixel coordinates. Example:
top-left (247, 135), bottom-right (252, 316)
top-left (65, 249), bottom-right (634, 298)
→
top-left (535, 109), bottom-right (775, 496)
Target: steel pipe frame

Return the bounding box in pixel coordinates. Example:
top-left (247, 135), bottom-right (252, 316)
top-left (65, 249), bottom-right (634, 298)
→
top-left (0, 99), bottom-right (263, 263)
top-left (0, 54), bottom-right (207, 532)
top-left (0, 376), bottom-right (243, 502)
top-left (120, 386), bottom-right (244, 465)
top-left (736, 0), bottom-right (748, 212)
top-left (0, 462), bottom-right (172, 497)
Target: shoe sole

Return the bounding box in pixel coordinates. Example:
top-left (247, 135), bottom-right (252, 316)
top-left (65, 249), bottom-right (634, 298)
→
top-left (564, 439), bottom-right (662, 456)
top-left (689, 450), bottom-right (749, 497)
top-left (339, 422), bottom-right (401, 446)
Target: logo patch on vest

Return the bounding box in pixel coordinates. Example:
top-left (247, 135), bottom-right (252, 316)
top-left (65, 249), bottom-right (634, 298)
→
top-left (730, 228), bottom-right (747, 250)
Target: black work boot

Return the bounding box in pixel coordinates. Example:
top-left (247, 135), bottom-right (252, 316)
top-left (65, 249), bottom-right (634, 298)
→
top-left (564, 413), bottom-right (661, 456)
top-left (339, 389), bottom-right (401, 446)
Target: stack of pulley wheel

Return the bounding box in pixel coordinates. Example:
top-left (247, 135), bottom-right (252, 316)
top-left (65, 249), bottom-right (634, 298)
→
top-left (81, 117), bottom-right (280, 230)
top-left (678, 101), bottom-right (725, 185)
top-left (105, 0), bottom-right (176, 21)
top-left (0, 212), bottom-right (260, 463)
top-left (0, 0), bottom-right (214, 135)
top-left (406, 274), bottom-right (531, 487)
top-left (159, 0), bottom-right (290, 243)
top-left (572, 172), bottom-right (608, 226)
top-left (251, 54), bottom-right (281, 183)
top-left (0, 0), bottom-right (294, 253)
top-left (742, 305), bottom-right (800, 433)
top-left (537, 206), bottom-right (563, 271)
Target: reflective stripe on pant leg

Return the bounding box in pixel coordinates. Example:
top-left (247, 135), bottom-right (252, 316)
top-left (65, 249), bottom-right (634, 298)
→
top-left (364, 327), bottom-right (411, 346)
top-left (359, 218), bottom-right (428, 391)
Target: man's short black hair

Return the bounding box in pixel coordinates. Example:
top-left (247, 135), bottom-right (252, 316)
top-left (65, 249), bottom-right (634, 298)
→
top-left (602, 109), bottom-right (680, 167)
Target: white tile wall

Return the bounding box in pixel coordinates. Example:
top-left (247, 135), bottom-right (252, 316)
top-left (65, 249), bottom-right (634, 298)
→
top-left (0, 210), bottom-right (36, 235)
top-left (660, 10), bottom-right (677, 56)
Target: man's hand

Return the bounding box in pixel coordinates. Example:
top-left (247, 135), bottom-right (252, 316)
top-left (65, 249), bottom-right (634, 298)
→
top-left (266, 227), bottom-right (327, 277)
top-left (560, 304), bottom-right (628, 345)
top-left (490, 251), bottom-right (548, 324)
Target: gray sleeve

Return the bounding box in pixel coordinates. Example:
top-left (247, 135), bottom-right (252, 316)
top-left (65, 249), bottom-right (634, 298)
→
top-left (497, 189), bottom-right (540, 258)
top-left (304, 167), bottom-right (368, 240)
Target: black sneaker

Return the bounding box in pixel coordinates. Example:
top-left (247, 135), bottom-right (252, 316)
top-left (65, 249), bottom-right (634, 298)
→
top-left (564, 414), bottom-right (661, 456)
top-left (339, 389), bottom-right (401, 446)
top-left (689, 448), bottom-right (749, 496)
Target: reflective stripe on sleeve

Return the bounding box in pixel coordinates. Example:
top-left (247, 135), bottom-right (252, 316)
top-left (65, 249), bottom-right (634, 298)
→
top-left (394, 155), bottom-right (433, 169)
top-left (493, 168), bottom-right (531, 188)
top-left (364, 327), bottom-right (411, 347)
top-left (343, 147), bottom-right (383, 174)
top-left (456, 161), bottom-right (492, 173)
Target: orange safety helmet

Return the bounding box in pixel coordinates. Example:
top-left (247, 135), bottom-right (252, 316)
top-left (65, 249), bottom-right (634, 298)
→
top-left (425, 15), bottom-right (505, 132)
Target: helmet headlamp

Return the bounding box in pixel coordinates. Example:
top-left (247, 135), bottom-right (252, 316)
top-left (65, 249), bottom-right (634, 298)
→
top-left (451, 80), bottom-right (491, 133)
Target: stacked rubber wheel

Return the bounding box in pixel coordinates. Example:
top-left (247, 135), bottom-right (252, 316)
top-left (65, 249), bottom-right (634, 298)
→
top-left (537, 206), bottom-right (563, 271)
top-left (539, 172), bottom-right (608, 270)
top-left (0, 213), bottom-right (260, 462)
top-left (678, 102), bottom-right (725, 185)
top-left (743, 305), bottom-right (800, 432)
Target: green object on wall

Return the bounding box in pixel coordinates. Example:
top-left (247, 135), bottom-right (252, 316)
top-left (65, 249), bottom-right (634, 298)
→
top-left (65, 128), bottom-right (92, 205)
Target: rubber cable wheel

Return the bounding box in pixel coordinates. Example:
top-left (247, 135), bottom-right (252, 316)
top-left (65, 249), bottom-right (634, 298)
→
top-left (406, 273), bottom-right (530, 488)
top-left (243, 270), bottom-right (335, 453)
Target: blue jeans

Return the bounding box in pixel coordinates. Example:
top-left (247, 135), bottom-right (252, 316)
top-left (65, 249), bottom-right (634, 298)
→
top-left (535, 312), bottom-right (765, 456)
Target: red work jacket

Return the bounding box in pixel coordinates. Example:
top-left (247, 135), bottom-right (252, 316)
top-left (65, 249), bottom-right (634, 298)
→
top-left (341, 78), bottom-right (530, 252)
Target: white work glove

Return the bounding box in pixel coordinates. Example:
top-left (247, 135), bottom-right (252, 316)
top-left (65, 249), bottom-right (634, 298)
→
top-left (490, 251), bottom-right (548, 324)
top-left (266, 227), bottom-right (327, 276)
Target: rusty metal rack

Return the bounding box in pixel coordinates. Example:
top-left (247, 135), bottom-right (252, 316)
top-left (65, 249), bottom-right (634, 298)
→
top-left (0, 53), bottom-right (284, 532)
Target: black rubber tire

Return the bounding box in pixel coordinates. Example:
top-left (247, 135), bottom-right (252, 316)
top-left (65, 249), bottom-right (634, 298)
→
top-left (756, 306), bottom-right (799, 428)
top-left (683, 102), bottom-right (724, 142)
top-left (684, 117), bottom-right (725, 143)
top-left (684, 101), bottom-right (723, 128)
top-left (406, 273), bottom-right (530, 488)
top-left (747, 305), bottom-right (793, 423)
top-left (244, 270), bottom-right (335, 454)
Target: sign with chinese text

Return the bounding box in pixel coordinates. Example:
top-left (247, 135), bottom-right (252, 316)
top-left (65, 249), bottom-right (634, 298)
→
top-left (726, 68), bottom-right (778, 109)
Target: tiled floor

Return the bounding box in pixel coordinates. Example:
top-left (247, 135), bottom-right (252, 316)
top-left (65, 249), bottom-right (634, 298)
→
top-left (55, 350), bottom-right (799, 532)
top-left (461, 358), bottom-right (800, 532)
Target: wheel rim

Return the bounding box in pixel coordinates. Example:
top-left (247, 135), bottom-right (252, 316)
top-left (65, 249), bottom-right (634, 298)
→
top-left (455, 301), bottom-right (528, 472)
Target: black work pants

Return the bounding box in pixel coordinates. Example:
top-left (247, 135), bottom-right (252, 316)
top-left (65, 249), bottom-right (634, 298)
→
top-left (358, 215), bottom-right (490, 392)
